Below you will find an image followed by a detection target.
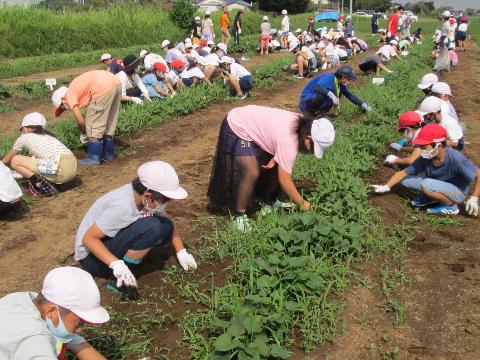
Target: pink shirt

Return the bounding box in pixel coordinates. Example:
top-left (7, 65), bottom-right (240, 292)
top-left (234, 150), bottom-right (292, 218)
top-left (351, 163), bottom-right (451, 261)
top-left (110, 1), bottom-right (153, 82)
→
top-left (65, 70), bottom-right (120, 109)
top-left (227, 105), bottom-right (299, 174)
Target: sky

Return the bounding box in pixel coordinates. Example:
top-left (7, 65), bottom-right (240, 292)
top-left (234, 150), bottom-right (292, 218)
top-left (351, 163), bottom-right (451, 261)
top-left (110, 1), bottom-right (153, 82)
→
top-left (409, 0), bottom-right (480, 10)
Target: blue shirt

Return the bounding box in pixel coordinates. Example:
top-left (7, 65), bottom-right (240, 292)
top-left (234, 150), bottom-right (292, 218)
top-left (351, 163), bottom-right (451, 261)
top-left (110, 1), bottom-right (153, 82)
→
top-left (405, 147), bottom-right (478, 193)
top-left (142, 73), bottom-right (168, 98)
top-left (298, 73), bottom-right (364, 112)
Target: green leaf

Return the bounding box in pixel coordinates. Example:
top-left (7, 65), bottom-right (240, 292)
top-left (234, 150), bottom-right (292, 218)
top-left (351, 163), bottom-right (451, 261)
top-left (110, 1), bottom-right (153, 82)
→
top-left (300, 212), bottom-right (316, 226)
top-left (227, 317), bottom-right (245, 337)
top-left (242, 315), bottom-right (263, 334)
top-left (211, 317), bottom-right (231, 329)
top-left (253, 334), bottom-right (270, 356)
top-left (257, 275), bottom-right (275, 289)
top-left (213, 333), bottom-right (236, 352)
top-left (285, 256), bottom-right (309, 268)
top-left (270, 344), bottom-right (292, 359)
top-left (267, 254), bottom-right (281, 265)
top-left (278, 228), bottom-right (290, 242)
top-left (238, 350), bottom-right (253, 360)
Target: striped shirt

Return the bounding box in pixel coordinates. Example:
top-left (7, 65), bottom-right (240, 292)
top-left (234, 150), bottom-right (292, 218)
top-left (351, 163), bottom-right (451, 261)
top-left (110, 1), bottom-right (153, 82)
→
top-left (13, 133), bottom-right (72, 159)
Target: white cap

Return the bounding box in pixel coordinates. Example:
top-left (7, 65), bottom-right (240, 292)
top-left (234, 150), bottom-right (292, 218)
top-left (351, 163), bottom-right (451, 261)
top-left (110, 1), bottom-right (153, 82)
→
top-left (389, 39), bottom-right (398, 46)
top-left (137, 161), bottom-right (187, 199)
top-left (196, 57), bottom-right (208, 66)
top-left (51, 86), bottom-right (68, 109)
top-left (195, 16), bottom-right (200, 21)
top-left (185, 43), bottom-right (193, 49)
top-left (380, 50), bottom-right (391, 60)
top-left (42, 267), bottom-right (109, 324)
top-left (218, 56), bottom-right (235, 64)
top-left (192, 44), bottom-right (199, 49)
top-left (311, 118), bottom-right (335, 159)
top-left (431, 82), bottom-right (452, 96)
top-left (205, 10), bottom-right (211, 15)
top-left (417, 73), bottom-right (438, 89)
top-left (295, 28), bottom-right (302, 33)
top-left (207, 40), bottom-right (215, 46)
top-left (217, 43), bottom-right (228, 54)
top-left (282, 9), bottom-right (287, 15)
top-left (161, 39), bottom-right (171, 48)
top-left (324, 34), bottom-right (333, 41)
top-left (443, 10), bottom-right (451, 17)
top-left (20, 112), bottom-right (47, 129)
top-left (417, 96), bottom-right (443, 115)
top-left (185, 37), bottom-right (192, 44)
top-left (100, 53), bottom-right (112, 62)
top-left (263, 15), bottom-right (268, 21)
top-left (139, 50), bottom-right (148, 57)
top-left (288, 40), bottom-right (300, 52)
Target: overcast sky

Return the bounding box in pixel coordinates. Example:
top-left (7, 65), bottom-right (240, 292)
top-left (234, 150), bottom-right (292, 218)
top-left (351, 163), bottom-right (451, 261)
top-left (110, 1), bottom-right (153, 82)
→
top-left (410, 0), bottom-right (480, 10)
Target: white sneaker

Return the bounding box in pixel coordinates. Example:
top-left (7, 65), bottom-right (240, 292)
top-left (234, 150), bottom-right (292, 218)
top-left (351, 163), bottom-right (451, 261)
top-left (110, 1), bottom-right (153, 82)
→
top-left (232, 214), bottom-right (252, 232)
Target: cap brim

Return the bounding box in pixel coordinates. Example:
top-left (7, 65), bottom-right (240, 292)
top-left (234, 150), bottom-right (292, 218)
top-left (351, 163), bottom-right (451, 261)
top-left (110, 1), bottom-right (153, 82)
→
top-left (313, 141), bottom-right (325, 159)
top-left (415, 110), bottom-right (427, 116)
top-left (412, 138), bottom-right (431, 145)
top-left (124, 58), bottom-right (143, 71)
top-left (72, 306), bottom-right (110, 325)
top-left (417, 83), bottom-right (430, 89)
top-left (160, 186), bottom-right (188, 200)
top-left (348, 74), bottom-right (357, 81)
top-left (55, 107), bottom-right (65, 117)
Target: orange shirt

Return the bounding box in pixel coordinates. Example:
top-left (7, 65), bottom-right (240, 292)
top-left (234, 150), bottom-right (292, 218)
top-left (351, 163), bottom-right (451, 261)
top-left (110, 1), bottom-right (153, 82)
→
top-left (65, 70), bottom-right (120, 109)
top-left (220, 14), bottom-right (229, 29)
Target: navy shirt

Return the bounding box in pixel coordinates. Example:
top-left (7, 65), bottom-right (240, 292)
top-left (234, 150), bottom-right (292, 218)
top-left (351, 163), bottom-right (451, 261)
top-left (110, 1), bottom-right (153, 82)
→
top-left (234, 14), bottom-right (242, 31)
top-left (405, 147), bottom-right (478, 193)
top-left (109, 59), bottom-right (124, 75)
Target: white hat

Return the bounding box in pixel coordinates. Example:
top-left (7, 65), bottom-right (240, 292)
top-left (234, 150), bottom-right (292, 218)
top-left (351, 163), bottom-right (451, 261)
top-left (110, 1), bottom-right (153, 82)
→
top-left (42, 267), bottom-right (109, 324)
top-left (417, 73), bottom-right (438, 89)
top-left (20, 112), bottom-right (47, 130)
top-left (185, 43), bottom-right (193, 49)
top-left (195, 16), bottom-right (200, 21)
top-left (282, 9), bottom-right (288, 15)
top-left (207, 40), bottom-right (215, 46)
top-left (288, 40), bottom-right (300, 52)
top-left (263, 15), bottom-right (268, 21)
top-left (417, 96), bottom-right (443, 115)
top-left (218, 56), bottom-right (235, 64)
top-left (380, 50), bottom-right (390, 60)
top-left (443, 10), bottom-right (451, 17)
top-left (185, 38), bottom-right (192, 44)
top-left (205, 10), bottom-right (211, 15)
top-left (311, 118), bottom-right (335, 159)
top-left (295, 28), bottom-right (302, 33)
top-left (431, 82), bottom-right (452, 96)
top-left (217, 43), bottom-right (228, 54)
top-left (137, 161), bottom-right (187, 199)
top-left (389, 39), bottom-right (398, 46)
top-left (100, 53), bottom-right (112, 62)
top-left (192, 44), bottom-right (199, 49)
top-left (51, 86), bottom-right (68, 109)
top-left (161, 39), bottom-right (171, 48)
top-left (324, 34), bottom-right (333, 41)
top-left (139, 50), bottom-right (148, 57)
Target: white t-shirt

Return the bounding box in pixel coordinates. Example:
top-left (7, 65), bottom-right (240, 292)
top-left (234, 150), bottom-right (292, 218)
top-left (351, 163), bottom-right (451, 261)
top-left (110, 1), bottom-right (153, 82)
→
top-left (203, 46), bottom-right (212, 54)
top-left (441, 100), bottom-right (458, 121)
top-left (116, 71), bottom-right (149, 98)
top-left (166, 70), bottom-right (180, 86)
top-left (0, 162), bottom-right (22, 203)
top-left (440, 114), bottom-right (463, 142)
top-left (143, 53), bottom-right (168, 71)
top-left (186, 49), bottom-right (200, 61)
top-left (281, 16), bottom-right (290, 32)
top-left (230, 63), bottom-right (251, 79)
top-left (201, 53), bottom-right (220, 66)
top-left (0, 292), bottom-right (86, 360)
top-left (180, 67), bottom-right (205, 79)
top-left (13, 133), bottom-right (72, 158)
top-left (270, 39), bottom-right (281, 48)
top-left (75, 184), bottom-right (142, 261)
top-left (300, 46), bottom-right (315, 60)
top-left (376, 44), bottom-right (397, 58)
top-left (458, 23), bottom-right (468, 32)
top-left (336, 47), bottom-right (348, 58)
top-left (166, 48), bottom-right (188, 64)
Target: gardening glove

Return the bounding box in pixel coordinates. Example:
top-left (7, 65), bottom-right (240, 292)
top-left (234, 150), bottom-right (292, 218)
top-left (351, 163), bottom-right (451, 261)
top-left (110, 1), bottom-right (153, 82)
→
top-left (390, 142), bottom-right (403, 151)
top-left (144, 95), bottom-right (152, 102)
top-left (79, 133), bottom-right (88, 144)
top-left (131, 97), bottom-right (143, 105)
top-left (327, 91), bottom-right (339, 105)
top-left (176, 249), bottom-right (198, 271)
top-left (384, 154), bottom-right (398, 164)
top-left (466, 196), bottom-right (479, 217)
top-left (369, 184), bottom-right (391, 194)
top-left (361, 103), bottom-right (373, 112)
top-left (387, 70), bottom-right (394, 73)
top-left (238, 28), bottom-right (242, 35)
top-left (109, 260), bottom-right (137, 288)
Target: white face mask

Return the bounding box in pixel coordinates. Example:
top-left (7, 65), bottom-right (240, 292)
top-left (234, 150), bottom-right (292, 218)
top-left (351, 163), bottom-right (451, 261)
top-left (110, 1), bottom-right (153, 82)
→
top-left (421, 143), bottom-right (439, 160)
top-left (143, 198), bottom-right (168, 215)
top-left (404, 128), bottom-right (420, 141)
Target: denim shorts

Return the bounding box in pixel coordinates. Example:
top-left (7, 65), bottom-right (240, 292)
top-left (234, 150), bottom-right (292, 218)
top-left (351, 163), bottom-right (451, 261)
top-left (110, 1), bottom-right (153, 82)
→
top-left (401, 176), bottom-right (466, 204)
top-left (239, 76), bottom-right (254, 92)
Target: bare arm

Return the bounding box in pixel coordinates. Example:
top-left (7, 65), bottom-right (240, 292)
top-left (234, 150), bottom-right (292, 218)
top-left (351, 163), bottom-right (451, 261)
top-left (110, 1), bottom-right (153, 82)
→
top-left (472, 169), bottom-right (480, 198)
top-left (154, 84), bottom-right (170, 97)
top-left (82, 224), bottom-right (117, 266)
top-left (278, 166), bottom-right (310, 211)
top-left (386, 170), bottom-right (408, 188)
top-left (71, 106), bottom-right (86, 134)
top-left (395, 148), bottom-right (421, 166)
top-left (74, 342), bottom-right (106, 360)
top-left (160, 211), bottom-right (184, 253)
top-left (378, 63), bottom-right (391, 74)
top-left (2, 149), bottom-right (19, 165)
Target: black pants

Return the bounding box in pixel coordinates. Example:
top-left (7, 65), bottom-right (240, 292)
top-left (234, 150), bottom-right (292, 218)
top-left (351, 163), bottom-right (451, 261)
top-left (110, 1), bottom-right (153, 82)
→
top-left (371, 24), bottom-right (378, 34)
top-left (126, 87), bottom-right (142, 97)
top-left (233, 29), bottom-right (240, 44)
top-left (359, 60), bottom-right (378, 74)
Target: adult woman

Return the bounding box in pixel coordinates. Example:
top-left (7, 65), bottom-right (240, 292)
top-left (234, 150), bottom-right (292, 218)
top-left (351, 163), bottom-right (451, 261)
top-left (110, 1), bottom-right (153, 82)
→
top-left (233, 9), bottom-right (243, 44)
top-left (202, 11), bottom-right (215, 42)
top-left (207, 105), bottom-right (335, 230)
top-left (116, 55), bottom-right (151, 105)
top-left (2, 113), bottom-right (77, 197)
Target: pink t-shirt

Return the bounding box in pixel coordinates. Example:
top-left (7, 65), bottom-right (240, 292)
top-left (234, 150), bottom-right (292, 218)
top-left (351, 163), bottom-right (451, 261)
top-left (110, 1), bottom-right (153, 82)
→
top-left (65, 70), bottom-right (120, 109)
top-left (227, 105), bottom-right (299, 174)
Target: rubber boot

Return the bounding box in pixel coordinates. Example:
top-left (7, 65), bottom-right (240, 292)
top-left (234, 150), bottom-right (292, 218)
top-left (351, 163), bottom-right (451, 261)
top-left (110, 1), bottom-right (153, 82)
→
top-left (102, 136), bottom-right (115, 162)
top-left (78, 140), bottom-right (103, 165)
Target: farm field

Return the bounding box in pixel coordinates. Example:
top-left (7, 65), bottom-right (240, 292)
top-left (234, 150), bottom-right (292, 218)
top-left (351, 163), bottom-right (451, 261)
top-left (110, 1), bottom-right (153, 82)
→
top-left (1, 8), bottom-right (480, 359)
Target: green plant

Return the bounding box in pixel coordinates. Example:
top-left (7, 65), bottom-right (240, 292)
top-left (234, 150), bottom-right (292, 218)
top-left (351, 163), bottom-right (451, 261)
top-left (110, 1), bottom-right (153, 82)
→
top-left (170, 0), bottom-right (196, 32)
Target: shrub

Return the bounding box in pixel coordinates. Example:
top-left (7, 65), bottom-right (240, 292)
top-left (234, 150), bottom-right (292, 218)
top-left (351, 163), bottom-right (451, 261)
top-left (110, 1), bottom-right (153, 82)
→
top-left (170, 0), bottom-right (196, 33)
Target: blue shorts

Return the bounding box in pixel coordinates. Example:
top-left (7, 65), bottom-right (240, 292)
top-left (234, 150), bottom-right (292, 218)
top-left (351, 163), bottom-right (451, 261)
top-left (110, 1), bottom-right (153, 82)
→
top-left (401, 176), bottom-right (466, 204)
top-left (220, 118), bottom-right (265, 157)
top-left (182, 77), bottom-right (194, 87)
top-left (239, 76), bottom-right (254, 92)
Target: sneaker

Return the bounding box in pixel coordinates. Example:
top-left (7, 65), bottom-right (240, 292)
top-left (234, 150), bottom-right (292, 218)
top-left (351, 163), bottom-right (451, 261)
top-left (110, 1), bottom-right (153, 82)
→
top-left (240, 91), bottom-right (249, 100)
top-left (28, 174), bottom-right (59, 197)
top-left (232, 214), bottom-right (252, 232)
top-left (293, 73), bottom-right (304, 79)
top-left (311, 68), bottom-right (319, 73)
top-left (107, 280), bottom-right (140, 301)
top-left (411, 196), bottom-right (438, 207)
top-left (427, 204), bottom-right (459, 215)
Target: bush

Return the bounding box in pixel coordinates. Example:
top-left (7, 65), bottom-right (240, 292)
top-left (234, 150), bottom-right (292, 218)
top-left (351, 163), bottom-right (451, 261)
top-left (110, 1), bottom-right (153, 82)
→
top-left (170, 0), bottom-right (196, 33)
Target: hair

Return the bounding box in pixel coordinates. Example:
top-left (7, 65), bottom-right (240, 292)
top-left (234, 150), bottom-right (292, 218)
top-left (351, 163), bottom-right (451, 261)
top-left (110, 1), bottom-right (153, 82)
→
top-left (295, 114), bottom-right (316, 154)
top-left (131, 177), bottom-right (163, 200)
top-left (34, 293), bottom-right (70, 315)
top-left (397, 6), bottom-right (404, 11)
top-left (25, 125), bottom-right (56, 138)
top-left (125, 67), bottom-right (136, 76)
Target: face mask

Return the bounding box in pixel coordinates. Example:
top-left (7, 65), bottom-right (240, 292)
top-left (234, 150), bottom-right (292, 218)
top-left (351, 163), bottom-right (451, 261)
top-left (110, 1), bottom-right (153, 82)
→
top-left (404, 128), bottom-right (417, 141)
top-left (46, 306), bottom-right (75, 343)
top-left (144, 198), bottom-right (168, 215)
top-left (421, 143), bottom-right (439, 160)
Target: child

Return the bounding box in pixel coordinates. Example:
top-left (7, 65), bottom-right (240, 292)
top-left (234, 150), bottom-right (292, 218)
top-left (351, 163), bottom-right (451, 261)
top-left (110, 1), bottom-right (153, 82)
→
top-left (0, 162), bottom-right (22, 215)
top-left (2, 113), bottom-right (77, 197)
top-left (219, 56), bottom-right (254, 99)
top-left (180, 61), bottom-right (207, 87)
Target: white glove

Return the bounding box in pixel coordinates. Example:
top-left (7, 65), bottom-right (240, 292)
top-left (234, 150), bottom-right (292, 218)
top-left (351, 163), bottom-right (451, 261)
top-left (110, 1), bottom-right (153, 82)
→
top-left (327, 91), bottom-right (339, 105)
top-left (390, 142), bottom-right (403, 151)
top-left (144, 95), bottom-right (152, 102)
top-left (176, 249), bottom-right (198, 271)
top-left (109, 260), bottom-right (137, 288)
top-left (369, 184), bottom-right (391, 194)
top-left (131, 97), bottom-right (143, 105)
top-left (387, 32), bottom-right (392, 37)
top-left (361, 103), bottom-right (373, 112)
top-left (384, 154), bottom-right (398, 164)
top-left (238, 28), bottom-right (242, 35)
top-left (79, 133), bottom-right (88, 144)
top-left (466, 196), bottom-right (479, 217)
top-left (387, 70), bottom-right (394, 73)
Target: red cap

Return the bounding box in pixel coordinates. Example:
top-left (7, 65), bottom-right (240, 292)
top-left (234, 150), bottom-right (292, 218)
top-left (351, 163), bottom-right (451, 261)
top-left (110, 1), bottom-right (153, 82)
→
top-left (397, 111), bottom-right (422, 131)
top-left (170, 60), bottom-right (186, 70)
top-left (200, 40), bottom-right (207, 47)
top-left (412, 124), bottom-right (447, 145)
top-left (338, 15), bottom-right (344, 21)
top-left (153, 62), bottom-right (167, 72)
top-left (449, 18), bottom-right (456, 23)
top-left (308, 16), bottom-right (314, 20)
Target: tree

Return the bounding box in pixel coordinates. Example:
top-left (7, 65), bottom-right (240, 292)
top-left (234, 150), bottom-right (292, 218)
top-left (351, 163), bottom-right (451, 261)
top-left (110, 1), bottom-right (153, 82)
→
top-left (170, 0), bottom-right (195, 32)
top-left (257, 0), bottom-right (310, 14)
top-left (412, 1), bottom-right (435, 17)
top-left (353, 0), bottom-right (391, 12)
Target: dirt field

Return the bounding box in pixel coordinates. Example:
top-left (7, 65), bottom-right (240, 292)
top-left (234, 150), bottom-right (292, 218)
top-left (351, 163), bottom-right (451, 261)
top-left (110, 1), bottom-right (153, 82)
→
top-left (1, 42), bottom-right (479, 359)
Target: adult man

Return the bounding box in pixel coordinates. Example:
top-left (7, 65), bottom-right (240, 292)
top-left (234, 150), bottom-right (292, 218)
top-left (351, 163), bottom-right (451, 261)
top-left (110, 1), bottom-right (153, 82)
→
top-left (370, 124), bottom-right (479, 216)
top-left (298, 65), bottom-right (372, 115)
top-left (371, 12), bottom-right (379, 35)
top-left (220, 10), bottom-right (231, 44)
top-left (100, 53), bottom-right (124, 75)
top-left (75, 161), bottom-right (197, 299)
top-left (386, 6), bottom-right (404, 41)
top-left (280, 9), bottom-right (290, 50)
top-left (232, 9), bottom-right (243, 44)
top-left (51, 70), bottom-right (122, 165)
top-left (0, 266), bottom-right (109, 359)
top-left (142, 62), bottom-right (171, 99)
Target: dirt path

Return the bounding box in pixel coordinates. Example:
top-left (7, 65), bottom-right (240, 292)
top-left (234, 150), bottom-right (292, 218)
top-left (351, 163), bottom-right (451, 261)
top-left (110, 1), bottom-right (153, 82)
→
top-left (306, 44), bottom-right (480, 360)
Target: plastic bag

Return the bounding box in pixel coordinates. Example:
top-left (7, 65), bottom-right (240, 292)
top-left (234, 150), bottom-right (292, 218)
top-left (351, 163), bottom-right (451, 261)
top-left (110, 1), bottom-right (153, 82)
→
top-left (434, 47), bottom-right (450, 71)
top-left (449, 50), bottom-right (459, 66)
